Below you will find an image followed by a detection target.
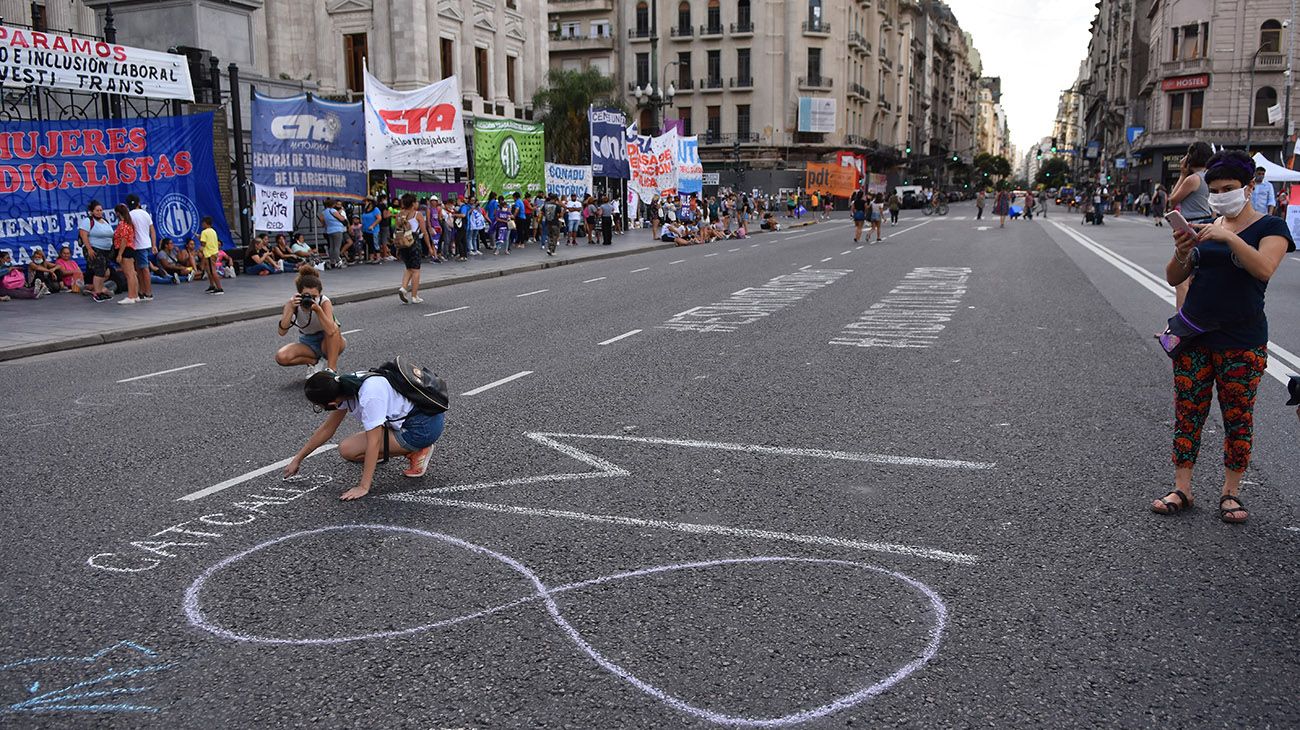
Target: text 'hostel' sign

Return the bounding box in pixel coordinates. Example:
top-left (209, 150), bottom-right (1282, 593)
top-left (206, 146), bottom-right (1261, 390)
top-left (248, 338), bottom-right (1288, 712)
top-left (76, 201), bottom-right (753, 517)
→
top-left (0, 25), bottom-right (194, 100)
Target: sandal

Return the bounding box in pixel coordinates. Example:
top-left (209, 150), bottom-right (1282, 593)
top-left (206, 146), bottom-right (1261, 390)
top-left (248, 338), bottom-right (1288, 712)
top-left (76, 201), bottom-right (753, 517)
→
top-left (1152, 489), bottom-right (1193, 515)
top-left (1219, 494), bottom-right (1249, 523)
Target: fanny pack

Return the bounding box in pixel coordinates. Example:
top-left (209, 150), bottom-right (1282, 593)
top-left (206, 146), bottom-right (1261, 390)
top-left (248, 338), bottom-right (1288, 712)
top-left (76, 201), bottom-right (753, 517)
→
top-left (1155, 310), bottom-right (1261, 358)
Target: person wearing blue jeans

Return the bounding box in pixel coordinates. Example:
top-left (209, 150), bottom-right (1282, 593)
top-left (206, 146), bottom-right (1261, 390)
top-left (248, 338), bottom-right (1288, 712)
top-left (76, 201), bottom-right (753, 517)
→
top-left (467, 196), bottom-right (486, 256)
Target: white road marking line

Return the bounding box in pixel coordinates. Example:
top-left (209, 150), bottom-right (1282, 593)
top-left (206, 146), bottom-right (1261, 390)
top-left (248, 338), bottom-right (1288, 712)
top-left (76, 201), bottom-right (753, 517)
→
top-left (750, 243), bottom-right (760, 247)
top-left (461, 370), bottom-right (533, 396)
top-left (1048, 220), bottom-right (1300, 384)
top-left (840, 250), bottom-right (852, 255)
top-left (423, 305), bottom-right (469, 317)
top-left (582, 277), bottom-right (607, 283)
top-left (117, 363), bottom-right (206, 383)
top-left (598, 329), bottom-right (643, 346)
top-left (515, 289), bottom-right (549, 298)
top-left (630, 267), bottom-right (651, 273)
top-left (799, 265), bottom-right (813, 270)
top-left (704, 253), bottom-right (719, 257)
top-left (413, 497), bottom-right (979, 564)
top-left (892, 220), bottom-right (933, 236)
top-left (1285, 526), bottom-right (1300, 532)
top-left (728, 247), bottom-right (740, 252)
top-left (855, 245), bottom-right (864, 250)
top-left (670, 259), bottom-right (686, 265)
top-left (178, 445), bottom-right (337, 501)
top-left (785, 230), bottom-right (821, 240)
top-left (339, 328), bottom-right (363, 335)
top-left (820, 257), bottom-right (833, 262)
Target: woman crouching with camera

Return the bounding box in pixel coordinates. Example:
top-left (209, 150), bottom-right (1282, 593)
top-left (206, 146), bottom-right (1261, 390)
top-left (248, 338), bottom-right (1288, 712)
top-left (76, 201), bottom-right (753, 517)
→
top-left (275, 264), bottom-right (346, 377)
top-left (1154, 150), bottom-right (1294, 523)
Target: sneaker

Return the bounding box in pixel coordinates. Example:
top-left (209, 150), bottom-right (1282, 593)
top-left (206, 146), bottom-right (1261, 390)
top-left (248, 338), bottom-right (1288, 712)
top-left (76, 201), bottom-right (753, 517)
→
top-left (117, 297), bottom-right (138, 305)
top-left (210, 288), bottom-right (225, 295)
top-left (93, 292), bottom-right (114, 303)
top-left (187, 271), bottom-right (196, 282)
top-left (403, 446), bottom-right (434, 477)
top-left (410, 296), bottom-right (424, 304)
top-left (384, 255), bottom-right (397, 261)
top-left (304, 360), bottom-right (325, 379)
top-left (171, 273), bottom-right (181, 285)
top-left (140, 293), bottom-right (154, 301)
top-left (397, 286), bottom-right (409, 304)
top-left (335, 259), bottom-right (348, 269)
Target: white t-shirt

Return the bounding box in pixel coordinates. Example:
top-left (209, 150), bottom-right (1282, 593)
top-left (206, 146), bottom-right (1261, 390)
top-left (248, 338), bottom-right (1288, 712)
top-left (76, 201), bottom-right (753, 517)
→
top-left (566, 200), bottom-right (582, 221)
top-left (343, 378), bottom-right (414, 432)
top-left (129, 208), bottom-right (154, 250)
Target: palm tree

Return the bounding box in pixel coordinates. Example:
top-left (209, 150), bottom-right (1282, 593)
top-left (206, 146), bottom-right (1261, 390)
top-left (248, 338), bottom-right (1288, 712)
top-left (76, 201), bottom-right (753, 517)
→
top-left (532, 69), bottom-right (624, 165)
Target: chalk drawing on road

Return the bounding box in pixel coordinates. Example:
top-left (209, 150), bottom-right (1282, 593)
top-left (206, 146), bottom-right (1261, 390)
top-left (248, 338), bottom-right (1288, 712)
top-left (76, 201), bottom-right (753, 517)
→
top-left (830, 267), bottom-right (972, 349)
top-left (659, 268), bottom-right (851, 333)
top-left (185, 524), bottom-right (947, 727)
top-left (385, 432), bottom-right (990, 564)
top-left (0, 641), bottom-right (178, 715)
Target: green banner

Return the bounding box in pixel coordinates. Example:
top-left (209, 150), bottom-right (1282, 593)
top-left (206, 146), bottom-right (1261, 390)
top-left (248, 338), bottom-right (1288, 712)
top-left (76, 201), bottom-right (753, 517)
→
top-left (473, 118), bottom-right (545, 198)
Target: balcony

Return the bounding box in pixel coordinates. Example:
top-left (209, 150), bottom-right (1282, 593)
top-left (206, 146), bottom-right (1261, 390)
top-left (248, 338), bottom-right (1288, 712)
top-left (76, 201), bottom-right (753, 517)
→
top-left (730, 76), bottom-right (754, 90)
top-left (848, 82), bottom-right (868, 100)
top-left (675, 78), bottom-right (695, 91)
top-left (549, 32), bottom-right (615, 50)
top-left (699, 77), bottom-right (726, 92)
top-left (844, 134), bottom-right (871, 147)
top-left (798, 75), bottom-right (833, 89)
top-left (699, 132), bottom-right (762, 146)
top-left (1256, 51), bottom-right (1286, 71)
top-left (848, 31), bottom-right (868, 54)
top-left (548, 0), bottom-right (613, 11)
top-left (1160, 55), bottom-right (1211, 76)
top-left (880, 55), bottom-right (892, 70)
top-left (730, 20), bottom-right (754, 36)
top-left (802, 19), bottom-right (831, 36)
top-left (1129, 126), bottom-right (1246, 153)
top-left (669, 25), bottom-right (693, 38)
top-left (880, 99), bottom-right (892, 112)
top-left (627, 27), bottom-right (653, 41)
top-left (699, 22), bottom-right (724, 37)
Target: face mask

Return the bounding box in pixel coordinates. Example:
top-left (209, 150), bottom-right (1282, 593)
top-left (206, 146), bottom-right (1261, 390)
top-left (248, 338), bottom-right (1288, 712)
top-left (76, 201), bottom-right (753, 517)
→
top-left (1208, 187), bottom-right (1249, 217)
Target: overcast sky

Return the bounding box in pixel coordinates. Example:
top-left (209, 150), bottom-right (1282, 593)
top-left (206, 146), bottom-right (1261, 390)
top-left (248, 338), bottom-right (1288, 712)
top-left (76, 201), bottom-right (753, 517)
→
top-left (943, 0), bottom-right (1097, 155)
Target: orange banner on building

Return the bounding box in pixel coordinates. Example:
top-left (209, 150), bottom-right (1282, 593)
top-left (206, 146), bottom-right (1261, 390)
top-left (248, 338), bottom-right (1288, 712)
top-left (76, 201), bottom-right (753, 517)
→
top-left (805, 162), bottom-right (858, 197)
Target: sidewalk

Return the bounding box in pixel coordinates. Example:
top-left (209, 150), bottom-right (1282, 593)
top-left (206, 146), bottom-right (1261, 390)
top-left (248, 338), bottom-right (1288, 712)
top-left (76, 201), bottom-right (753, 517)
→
top-left (0, 220), bottom-right (819, 361)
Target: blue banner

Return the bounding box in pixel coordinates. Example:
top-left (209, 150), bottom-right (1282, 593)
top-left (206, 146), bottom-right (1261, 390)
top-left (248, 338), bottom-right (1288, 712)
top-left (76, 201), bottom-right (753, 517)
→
top-left (0, 111), bottom-right (232, 265)
top-left (252, 92), bottom-right (366, 200)
top-left (589, 106), bottom-right (629, 179)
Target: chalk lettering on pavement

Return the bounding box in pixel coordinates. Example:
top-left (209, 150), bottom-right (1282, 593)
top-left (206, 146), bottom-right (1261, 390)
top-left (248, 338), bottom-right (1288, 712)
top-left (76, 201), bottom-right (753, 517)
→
top-left (830, 267), bottom-right (971, 348)
top-left (659, 268), bottom-right (851, 333)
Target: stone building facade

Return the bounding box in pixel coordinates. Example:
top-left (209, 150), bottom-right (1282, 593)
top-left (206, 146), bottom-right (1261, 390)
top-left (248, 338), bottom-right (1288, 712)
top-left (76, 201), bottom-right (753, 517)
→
top-left (548, 0), bottom-right (619, 78)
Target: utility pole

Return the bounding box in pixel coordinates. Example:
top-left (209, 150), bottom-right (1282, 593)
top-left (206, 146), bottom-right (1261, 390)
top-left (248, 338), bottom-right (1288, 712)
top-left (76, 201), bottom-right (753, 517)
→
top-left (1282, 0), bottom-right (1296, 165)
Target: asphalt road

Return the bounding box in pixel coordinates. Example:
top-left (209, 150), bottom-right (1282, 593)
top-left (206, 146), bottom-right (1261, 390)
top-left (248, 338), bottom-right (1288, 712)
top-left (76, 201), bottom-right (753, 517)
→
top-left (3, 204), bottom-right (1298, 728)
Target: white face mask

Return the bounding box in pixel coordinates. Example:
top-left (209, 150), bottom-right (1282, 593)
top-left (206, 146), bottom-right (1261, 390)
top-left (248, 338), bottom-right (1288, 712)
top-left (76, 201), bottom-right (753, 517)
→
top-left (1207, 186), bottom-right (1249, 218)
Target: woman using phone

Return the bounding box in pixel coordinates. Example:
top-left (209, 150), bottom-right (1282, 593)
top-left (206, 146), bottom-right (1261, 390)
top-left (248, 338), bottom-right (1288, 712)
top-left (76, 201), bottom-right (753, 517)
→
top-left (1154, 150), bottom-right (1294, 523)
top-left (274, 264), bottom-right (346, 377)
top-left (1169, 142), bottom-right (1214, 307)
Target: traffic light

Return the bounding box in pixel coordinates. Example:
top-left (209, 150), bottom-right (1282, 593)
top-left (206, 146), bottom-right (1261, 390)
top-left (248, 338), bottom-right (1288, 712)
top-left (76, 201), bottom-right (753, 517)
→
top-left (905, 142), bottom-right (912, 155)
top-left (951, 153), bottom-right (959, 162)
top-left (1035, 147), bottom-right (1042, 161)
top-left (1051, 137), bottom-right (1059, 153)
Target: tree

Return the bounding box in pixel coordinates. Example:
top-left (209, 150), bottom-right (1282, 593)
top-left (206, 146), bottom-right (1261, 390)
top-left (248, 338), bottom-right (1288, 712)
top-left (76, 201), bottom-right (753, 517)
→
top-left (973, 153), bottom-right (1013, 183)
top-left (1035, 157), bottom-right (1072, 187)
top-left (532, 69), bottom-right (623, 165)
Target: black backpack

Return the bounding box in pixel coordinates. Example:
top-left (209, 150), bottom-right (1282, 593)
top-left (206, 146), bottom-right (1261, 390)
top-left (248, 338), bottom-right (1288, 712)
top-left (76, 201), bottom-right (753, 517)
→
top-left (364, 357), bottom-right (450, 415)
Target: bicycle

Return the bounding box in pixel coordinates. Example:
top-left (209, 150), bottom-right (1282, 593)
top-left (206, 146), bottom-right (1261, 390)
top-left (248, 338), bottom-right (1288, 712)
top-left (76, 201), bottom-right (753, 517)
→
top-left (923, 200), bottom-right (949, 216)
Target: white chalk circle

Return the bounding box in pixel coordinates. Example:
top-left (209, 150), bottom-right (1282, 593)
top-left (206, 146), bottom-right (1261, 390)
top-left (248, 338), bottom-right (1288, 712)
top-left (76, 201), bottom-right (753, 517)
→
top-left (184, 525), bottom-right (948, 727)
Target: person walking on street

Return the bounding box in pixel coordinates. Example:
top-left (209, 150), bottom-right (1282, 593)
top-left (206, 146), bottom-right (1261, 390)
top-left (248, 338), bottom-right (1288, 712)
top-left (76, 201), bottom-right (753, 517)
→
top-left (851, 189), bottom-right (867, 242)
top-left (975, 189), bottom-right (986, 220)
top-left (870, 193), bottom-right (885, 242)
top-left (1250, 166), bottom-right (1276, 215)
top-left (1151, 185), bottom-right (1168, 226)
top-left (887, 191), bottom-right (901, 225)
top-left (396, 193), bottom-right (431, 304)
top-left (993, 187), bottom-right (1011, 228)
top-left (1037, 189), bottom-right (1049, 218)
top-left (1154, 149), bottom-right (1295, 523)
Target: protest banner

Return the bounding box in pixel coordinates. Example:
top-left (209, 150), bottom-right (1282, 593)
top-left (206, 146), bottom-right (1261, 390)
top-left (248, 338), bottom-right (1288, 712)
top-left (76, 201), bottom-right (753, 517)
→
top-left (364, 68), bottom-right (466, 170)
top-left (675, 135), bottom-right (703, 194)
top-left (589, 107), bottom-right (629, 178)
top-left (473, 118), bottom-right (545, 197)
top-left (387, 177), bottom-right (466, 202)
top-left (0, 24), bottom-right (193, 100)
top-left (804, 162), bottom-right (858, 197)
top-left (252, 93), bottom-right (365, 200)
top-left (0, 111), bottom-right (232, 264)
top-left (626, 124), bottom-right (678, 204)
top-left (545, 163), bottom-right (593, 197)
top-left (253, 184), bottom-right (294, 232)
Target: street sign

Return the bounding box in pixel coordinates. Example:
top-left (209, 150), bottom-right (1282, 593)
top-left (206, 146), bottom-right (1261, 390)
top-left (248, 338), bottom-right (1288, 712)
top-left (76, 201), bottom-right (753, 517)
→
top-left (702, 172), bottom-right (721, 186)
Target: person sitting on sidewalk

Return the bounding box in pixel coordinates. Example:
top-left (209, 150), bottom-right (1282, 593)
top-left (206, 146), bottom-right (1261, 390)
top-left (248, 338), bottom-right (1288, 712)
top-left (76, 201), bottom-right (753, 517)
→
top-left (25, 248), bottom-right (64, 293)
top-left (177, 239), bottom-right (202, 276)
top-left (53, 246), bottom-right (84, 293)
top-left (290, 233), bottom-right (318, 266)
top-left (155, 238), bottom-right (195, 283)
top-left (272, 234), bottom-right (300, 272)
top-left (275, 264), bottom-right (346, 377)
top-left (246, 235), bottom-right (279, 276)
top-left (0, 250), bottom-right (49, 299)
top-left (660, 220), bottom-right (692, 246)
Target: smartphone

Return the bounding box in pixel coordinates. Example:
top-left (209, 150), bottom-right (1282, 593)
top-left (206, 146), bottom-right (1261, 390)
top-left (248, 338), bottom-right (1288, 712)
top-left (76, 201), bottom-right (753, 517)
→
top-left (1165, 210), bottom-right (1196, 236)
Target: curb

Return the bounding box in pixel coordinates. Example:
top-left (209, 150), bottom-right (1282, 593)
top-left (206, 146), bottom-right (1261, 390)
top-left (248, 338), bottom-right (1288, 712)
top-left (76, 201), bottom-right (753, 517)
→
top-left (0, 219), bottom-right (822, 362)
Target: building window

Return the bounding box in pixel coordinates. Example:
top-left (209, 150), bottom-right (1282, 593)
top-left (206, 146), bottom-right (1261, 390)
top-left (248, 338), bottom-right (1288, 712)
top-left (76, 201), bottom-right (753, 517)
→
top-left (440, 38), bottom-right (455, 80)
top-left (737, 47), bottom-right (750, 83)
top-left (636, 52), bottom-right (651, 87)
top-left (707, 49), bottom-right (721, 82)
top-left (560, 21), bottom-right (581, 38)
top-left (590, 20), bottom-right (611, 38)
top-left (1187, 91), bottom-right (1203, 128)
top-left (736, 104), bottom-right (750, 137)
top-left (343, 33), bottom-right (367, 93)
top-left (1171, 22), bottom-right (1209, 61)
top-left (1261, 20), bottom-right (1283, 53)
top-left (506, 56), bottom-right (517, 103)
top-left (635, 1), bottom-right (649, 33)
top-left (706, 0), bottom-right (721, 32)
top-left (506, 0), bottom-right (517, 7)
top-left (678, 52), bottom-right (692, 86)
top-left (1168, 93), bottom-right (1185, 130)
top-left (807, 48), bottom-right (821, 82)
top-left (1255, 86), bottom-right (1279, 125)
top-left (707, 105), bottom-right (721, 141)
top-left (677, 1), bottom-right (691, 31)
top-left (678, 106), bottom-right (693, 135)
top-left (639, 108), bottom-right (654, 130)
top-left (31, 3), bottom-right (47, 31)
top-left (738, 0), bottom-right (751, 29)
top-left (475, 46), bottom-right (489, 97)
top-left (808, 0), bottom-right (822, 24)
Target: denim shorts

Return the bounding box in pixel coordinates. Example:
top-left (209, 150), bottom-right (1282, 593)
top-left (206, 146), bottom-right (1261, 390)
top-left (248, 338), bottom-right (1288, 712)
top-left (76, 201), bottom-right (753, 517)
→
top-left (130, 248), bottom-right (151, 269)
top-left (299, 331), bottom-right (325, 359)
top-left (393, 410), bottom-right (445, 451)
top-left (567, 219), bottom-right (580, 233)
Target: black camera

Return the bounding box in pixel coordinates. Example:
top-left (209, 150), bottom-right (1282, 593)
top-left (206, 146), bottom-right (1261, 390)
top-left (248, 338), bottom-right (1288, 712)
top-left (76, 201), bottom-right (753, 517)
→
top-left (299, 293), bottom-right (316, 308)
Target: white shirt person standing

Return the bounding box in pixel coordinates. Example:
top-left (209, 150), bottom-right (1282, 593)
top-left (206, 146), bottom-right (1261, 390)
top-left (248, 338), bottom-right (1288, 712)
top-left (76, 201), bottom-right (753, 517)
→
top-left (126, 194), bottom-right (157, 302)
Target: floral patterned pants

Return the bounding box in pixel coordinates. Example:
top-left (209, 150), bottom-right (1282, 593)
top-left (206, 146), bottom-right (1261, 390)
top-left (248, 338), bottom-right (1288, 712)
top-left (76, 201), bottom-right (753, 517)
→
top-left (1172, 345), bottom-right (1267, 471)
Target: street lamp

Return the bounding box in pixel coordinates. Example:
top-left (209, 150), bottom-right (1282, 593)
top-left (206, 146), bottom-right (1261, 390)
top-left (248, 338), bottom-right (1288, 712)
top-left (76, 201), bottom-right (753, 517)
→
top-left (633, 60), bottom-right (679, 134)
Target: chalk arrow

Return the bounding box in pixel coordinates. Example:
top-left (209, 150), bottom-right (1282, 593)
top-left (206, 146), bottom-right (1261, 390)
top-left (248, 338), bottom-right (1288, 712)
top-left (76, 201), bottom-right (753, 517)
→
top-left (384, 432), bottom-right (991, 565)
